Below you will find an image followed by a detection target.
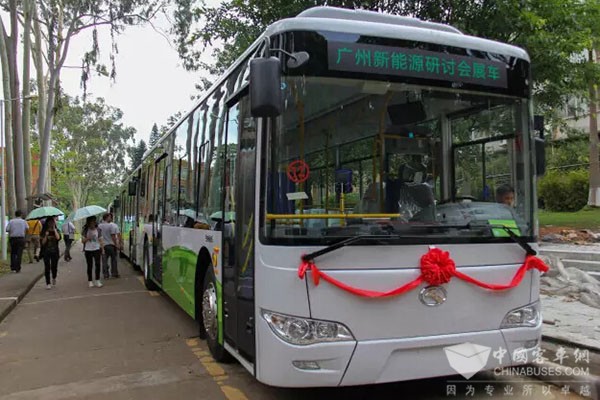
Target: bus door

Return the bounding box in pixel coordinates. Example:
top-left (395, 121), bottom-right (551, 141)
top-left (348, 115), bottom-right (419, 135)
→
top-left (152, 153), bottom-right (169, 285)
top-left (222, 97), bottom-right (256, 361)
top-left (130, 169), bottom-right (141, 264)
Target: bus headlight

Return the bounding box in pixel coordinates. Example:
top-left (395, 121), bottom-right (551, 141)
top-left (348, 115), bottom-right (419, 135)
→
top-left (262, 310), bottom-right (354, 345)
top-left (500, 302), bottom-right (540, 328)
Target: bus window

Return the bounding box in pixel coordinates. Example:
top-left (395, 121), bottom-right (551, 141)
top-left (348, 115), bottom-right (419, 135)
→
top-left (204, 87), bottom-right (227, 229)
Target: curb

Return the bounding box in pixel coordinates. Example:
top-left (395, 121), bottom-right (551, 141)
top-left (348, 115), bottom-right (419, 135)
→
top-left (0, 271), bottom-right (43, 323)
top-left (543, 334), bottom-right (600, 354)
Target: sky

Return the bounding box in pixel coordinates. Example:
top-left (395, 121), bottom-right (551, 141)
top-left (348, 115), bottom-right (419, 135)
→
top-left (59, 12), bottom-right (211, 145)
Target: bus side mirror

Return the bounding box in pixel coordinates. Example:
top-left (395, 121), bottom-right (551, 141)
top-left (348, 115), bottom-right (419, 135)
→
top-left (535, 137), bottom-right (546, 176)
top-left (113, 198), bottom-right (120, 208)
top-left (250, 57), bottom-right (282, 118)
top-left (128, 181), bottom-right (137, 196)
top-left (533, 115), bottom-right (545, 176)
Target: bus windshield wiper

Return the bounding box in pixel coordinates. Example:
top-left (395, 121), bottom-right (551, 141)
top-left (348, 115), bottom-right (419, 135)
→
top-left (489, 224), bottom-right (536, 256)
top-left (301, 235), bottom-right (394, 263)
top-left (380, 222), bottom-right (472, 233)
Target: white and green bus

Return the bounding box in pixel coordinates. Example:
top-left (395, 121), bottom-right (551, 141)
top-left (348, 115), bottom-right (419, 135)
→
top-left (115, 6), bottom-right (547, 387)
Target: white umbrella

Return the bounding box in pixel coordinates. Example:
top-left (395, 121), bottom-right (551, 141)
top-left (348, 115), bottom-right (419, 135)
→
top-left (69, 205), bottom-right (107, 222)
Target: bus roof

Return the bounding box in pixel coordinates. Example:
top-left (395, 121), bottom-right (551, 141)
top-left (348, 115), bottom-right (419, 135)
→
top-left (141, 6), bottom-right (530, 162)
top-left (266, 7), bottom-right (529, 62)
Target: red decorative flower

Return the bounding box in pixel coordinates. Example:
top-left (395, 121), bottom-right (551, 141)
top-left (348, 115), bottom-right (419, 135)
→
top-left (420, 247), bottom-right (456, 286)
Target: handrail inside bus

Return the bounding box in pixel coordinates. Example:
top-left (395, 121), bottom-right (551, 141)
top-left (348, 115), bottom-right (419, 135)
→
top-left (266, 213), bottom-right (401, 220)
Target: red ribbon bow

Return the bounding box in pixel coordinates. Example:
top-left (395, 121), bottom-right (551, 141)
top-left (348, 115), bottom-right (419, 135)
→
top-left (298, 248), bottom-right (549, 298)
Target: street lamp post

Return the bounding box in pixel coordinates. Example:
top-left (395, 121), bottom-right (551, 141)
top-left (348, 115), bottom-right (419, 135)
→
top-left (0, 94), bottom-right (36, 261)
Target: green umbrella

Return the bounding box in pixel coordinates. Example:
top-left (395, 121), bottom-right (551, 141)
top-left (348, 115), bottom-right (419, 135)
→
top-left (209, 211), bottom-right (235, 222)
top-left (26, 206), bottom-right (64, 220)
top-left (69, 205), bottom-right (107, 222)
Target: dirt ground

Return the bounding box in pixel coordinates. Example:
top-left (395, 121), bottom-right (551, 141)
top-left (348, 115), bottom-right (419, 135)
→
top-left (540, 226), bottom-right (600, 244)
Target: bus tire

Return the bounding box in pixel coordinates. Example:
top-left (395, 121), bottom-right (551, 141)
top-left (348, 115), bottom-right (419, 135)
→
top-left (201, 267), bottom-right (232, 363)
top-left (143, 240), bottom-right (159, 291)
top-left (131, 239), bottom-right (141, 271)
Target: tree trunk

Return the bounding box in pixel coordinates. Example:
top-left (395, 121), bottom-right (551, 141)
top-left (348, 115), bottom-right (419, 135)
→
top-left (22, 0), bottom-right (33, 210)
top-left (8, 0), bottom-right (26, 212)
top-left (31, 3), bottom-right (46, 150)
top-left (36, 27), bottom-right (72, 198)
top-left (589, 48), bottom-right (600, 207)
top-left (0, 18), bottom-right (17, 217)
top-left (0, 29), bottom-right (16, 215)
top-left (36, 70), bottom-right (59, 197)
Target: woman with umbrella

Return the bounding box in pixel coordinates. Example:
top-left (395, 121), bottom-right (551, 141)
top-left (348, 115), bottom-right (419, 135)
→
top-left (40, 217), bottom-right (61, 289)
top-left (70, 205), bottom-right (107, 288)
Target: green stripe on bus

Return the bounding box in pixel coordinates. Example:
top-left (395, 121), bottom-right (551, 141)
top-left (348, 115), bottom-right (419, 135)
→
top-left (163, 246), bottom-right (198, 318)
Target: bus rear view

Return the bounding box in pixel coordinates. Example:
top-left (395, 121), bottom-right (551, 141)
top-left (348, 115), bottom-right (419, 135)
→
top-left (247, 7), bottom-right (545, 387)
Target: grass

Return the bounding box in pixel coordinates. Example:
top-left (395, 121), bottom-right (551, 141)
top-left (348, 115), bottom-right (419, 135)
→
top-left (0, 259), bottom-right (10, 277)
top-left (539, 207), bottom-right (600, 229)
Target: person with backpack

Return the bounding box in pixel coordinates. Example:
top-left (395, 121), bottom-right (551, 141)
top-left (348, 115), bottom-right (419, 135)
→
top-left (26, 218), bottom-right (42, 263)
top-left (40, 217), bottom-right (61, 289)
top-left (82, 216), bottom-right (104, 288)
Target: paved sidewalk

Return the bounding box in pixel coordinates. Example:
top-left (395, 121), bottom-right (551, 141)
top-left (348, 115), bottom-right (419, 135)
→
top-left (0, 241), bottom-right (227, 400)
top-left (540, 243), bottom-right (600, 252)
top-left (0, 258), bottom-right (43, 322)
top-left (542, 294), bottom-right (600, 351)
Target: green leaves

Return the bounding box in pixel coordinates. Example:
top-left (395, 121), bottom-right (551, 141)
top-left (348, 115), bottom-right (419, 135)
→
top-left (51, 95), bottom-right (136, 210)
top-left (170, 0), bottom-right (600, 120)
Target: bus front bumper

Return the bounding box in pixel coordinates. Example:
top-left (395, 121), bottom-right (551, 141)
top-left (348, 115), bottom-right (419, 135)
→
top-left (256, 316), bottom-right (542, 388)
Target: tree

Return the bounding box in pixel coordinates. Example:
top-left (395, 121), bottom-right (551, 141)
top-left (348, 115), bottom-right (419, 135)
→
top-left (159, 111), bottom-right (183, 135)
top-left (0, 0), bottom-right (162, 211)
top-left (149, 123), bottom-right (161, 147)
top-left (51, 95), bottom-right (135, 213)
top-left (32, 0), bottom-right (162, 200)
top-left (129, 139), bottom-right (147, 170)
top-left (0, 15), bottom-right (16, 215)
top-left (172, 0), bottom-right (599, 111)
top-left (0, 0), bottom-right (27, 211)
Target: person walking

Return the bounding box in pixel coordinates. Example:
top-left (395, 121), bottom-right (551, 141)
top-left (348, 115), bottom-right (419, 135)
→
top-left (98, 213), bottom-right (120, 279)
top-left (61, 219), bottom-right (76, 261)
top-left (82, 216), bottom-right (104, 288)
top-left (40, 218), bottom-right (61, 289)
top-left (26, 218), bottom-right (42, 263)
top-left (6, 210), bottom-right (28, 273)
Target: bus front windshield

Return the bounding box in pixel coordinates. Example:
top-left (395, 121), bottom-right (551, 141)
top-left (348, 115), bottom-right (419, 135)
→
top-left (263, 76), bottom-right (534, 245)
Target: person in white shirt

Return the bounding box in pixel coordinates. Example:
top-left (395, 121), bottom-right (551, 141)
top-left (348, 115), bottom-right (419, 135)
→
top-left (82, 216), bottom-right (104, 288)
top-left (6, 210), bottom-right (29, 273)
top-left (98, 213), bottom-right (120, 279)
top-left (61, 219), bottom-right (76, 261)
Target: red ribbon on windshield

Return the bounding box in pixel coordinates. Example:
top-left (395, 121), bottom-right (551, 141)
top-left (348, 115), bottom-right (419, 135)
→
top-left (298, 248), bottom-right (549, 298)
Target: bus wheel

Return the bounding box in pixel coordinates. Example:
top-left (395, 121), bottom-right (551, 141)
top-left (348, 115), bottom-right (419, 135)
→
top-left (143, 242), bottom-right (159, 291)
top-left (131, 241), bottom-right (141, 271)
top-left (202, 268), bottom-right (232, 362)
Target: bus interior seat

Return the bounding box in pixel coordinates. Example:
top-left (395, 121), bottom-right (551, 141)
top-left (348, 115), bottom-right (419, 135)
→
top-left (388, 163), bottom-right (435, 218)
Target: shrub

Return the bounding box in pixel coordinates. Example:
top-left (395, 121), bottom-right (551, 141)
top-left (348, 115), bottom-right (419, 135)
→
top-left (538, 169), bottom-right (589, 212)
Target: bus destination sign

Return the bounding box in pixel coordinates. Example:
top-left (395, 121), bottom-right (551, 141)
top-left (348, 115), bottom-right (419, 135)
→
top-left (327, 41), bottom-right (508, 89)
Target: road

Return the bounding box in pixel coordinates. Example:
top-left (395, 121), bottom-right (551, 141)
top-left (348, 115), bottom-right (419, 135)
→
top-left (0, 243), bottom-right (590, 400)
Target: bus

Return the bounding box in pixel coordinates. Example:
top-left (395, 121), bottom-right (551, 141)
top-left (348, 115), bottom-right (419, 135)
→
top-left (114, 6), bottom-right (547, 387)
